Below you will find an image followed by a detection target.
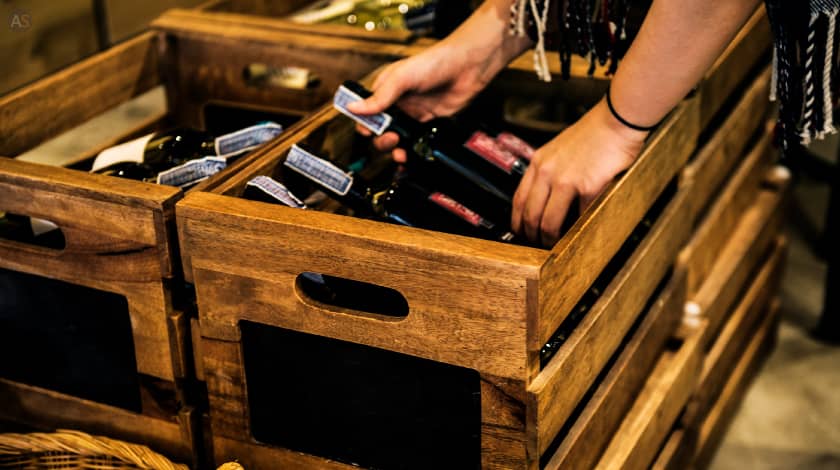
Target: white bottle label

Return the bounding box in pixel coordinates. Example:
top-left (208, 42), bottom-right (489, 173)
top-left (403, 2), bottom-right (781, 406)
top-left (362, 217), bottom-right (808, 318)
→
top-left (215, 122), bottom-right (284, 158)
top-left (90, 133), bottom-right (154, 172)
top-left (284, 144), bottom-right (353, 196)
top-left (156, 156), bottom-right (227, 188)
top-left (333, 85), bottom-right (392, 136)
top-left (30, 217), bottom-right (59, 236)
top-left (246, 176), bottom-right (307, 209)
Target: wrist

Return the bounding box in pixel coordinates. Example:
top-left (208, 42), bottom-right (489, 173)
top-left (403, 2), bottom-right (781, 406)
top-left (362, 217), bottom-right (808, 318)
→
top-left (592, 98), bottom-right (650, 148)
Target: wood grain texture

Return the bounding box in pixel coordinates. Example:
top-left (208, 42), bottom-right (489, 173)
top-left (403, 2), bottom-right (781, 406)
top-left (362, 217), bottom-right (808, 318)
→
top-left (698, 7), bottom-right (772, 129)
top-left (681, 68), bottom-right (772, 227)
top-left (680, 125), bottom-right (777, 296)
top-left (0, 159), bottom-right (182, 380)
top-left (180, 193), bottom-right (541, 378)
top-left (0, 32), bottom-right (161, 157)
top-left (0, 378), bottom-right (191, 463)
top-left (535, 97), bottom-right (699, 351)
top-left (542, 269), bottom-right (687, 470)
top-left (212, 436), bottom-right (360, 470)
top-left (693, 170), bottom-right (790, 347)
top-left (694, 299), bottom-right (780, 469)
top-left (528, 187), bottom-right (693, 457)
top-left (594, 320), bottom-right (706, 470)
top-left (683, 239), bottom-right (786, 428)
top-left (651, 428), bottom-right (698, 470)
top-left (690, 140), bottom-right (777, 288)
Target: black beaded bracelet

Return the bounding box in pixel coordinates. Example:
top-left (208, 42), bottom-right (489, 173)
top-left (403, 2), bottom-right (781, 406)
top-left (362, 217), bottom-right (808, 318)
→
top-left (605, 86), bottom-right (659, 132)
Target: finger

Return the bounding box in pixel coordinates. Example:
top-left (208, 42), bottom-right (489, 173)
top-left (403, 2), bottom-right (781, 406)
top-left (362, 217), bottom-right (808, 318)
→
top-left (511, 166), bottom-right (537, 233)
top-left (346, 72), bottom-right (408, 115)
top-left (522, 180), bottom-right (551, 243)
top-left (540, 184), bottom-right (576, 247)
top-left (355, 124), bottom-right (372, 137)
top-left (372, 132), bottom-right (400, 152)
top-left (393, 148), bottom-right (407, 163)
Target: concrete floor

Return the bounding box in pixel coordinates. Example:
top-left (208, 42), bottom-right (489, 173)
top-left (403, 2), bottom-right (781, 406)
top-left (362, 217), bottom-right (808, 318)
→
top-left (709, 138), bottom-right (840, 470)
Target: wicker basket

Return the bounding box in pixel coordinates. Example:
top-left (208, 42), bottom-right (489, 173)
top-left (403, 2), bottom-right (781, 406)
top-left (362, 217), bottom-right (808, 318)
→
top-left (0, 429), bottom-right (189, 469)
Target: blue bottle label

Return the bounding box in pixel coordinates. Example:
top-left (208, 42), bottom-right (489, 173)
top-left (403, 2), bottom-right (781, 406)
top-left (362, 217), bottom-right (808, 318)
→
top-left (215, 122), bottom-right (284, 158)
top-left (333, 85), bottom-right (392, 136)
top-left (156, 156), bottom-right (227, 188)
top-left (246, 176), bottom-right (307, 209)
top-left (283, 144), bottom-right (353, 196)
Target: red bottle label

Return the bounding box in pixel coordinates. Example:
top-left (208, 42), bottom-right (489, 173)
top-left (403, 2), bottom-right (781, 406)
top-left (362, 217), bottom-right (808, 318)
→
top-left (496, 132), bottom-right (535, 161)
top-left (464, 131), bottom-right (518, 173)
top-left (429, 192), bottom-right (484, 227)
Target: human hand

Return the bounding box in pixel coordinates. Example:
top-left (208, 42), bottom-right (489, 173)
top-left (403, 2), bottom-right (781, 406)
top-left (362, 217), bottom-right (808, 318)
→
top-left (346, 45), bottom-right (493, 162)
top-left (511, 98), bottom-right (649, 247)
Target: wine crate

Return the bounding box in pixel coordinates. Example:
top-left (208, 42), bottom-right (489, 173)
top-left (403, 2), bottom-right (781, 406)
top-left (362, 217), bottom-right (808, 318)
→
top-left (153, 3), bottom-right (770, 123)
top-left (175, 57), bottom-right (701, 467)
top-left (0, 19), bottom-right (383, 462)
top-left (643, 149), bottom-right (791, 469)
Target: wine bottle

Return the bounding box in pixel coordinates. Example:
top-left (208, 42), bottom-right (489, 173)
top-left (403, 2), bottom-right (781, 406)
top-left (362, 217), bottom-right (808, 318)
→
top-left (333, 81), bottom-right (529, 223)
top-left (283, 144), bottom-right (514, 242)
top-left (91, 122), bottom-right (283, 187)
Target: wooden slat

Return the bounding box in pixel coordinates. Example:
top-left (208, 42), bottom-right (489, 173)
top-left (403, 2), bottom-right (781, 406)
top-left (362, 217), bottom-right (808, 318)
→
top-left (651, 428), bottom-right (698, 470)
top-left (680, 125), bottom-right (777, 295)
top-left (0, 379), bottom-right (191, 463)
top-left (694, 299), bottom-right (781, 469)
top-left (693, 169), bottom-right (790, 347)
top-left (682, 68), bottom-right (772, 227)
top-left (528, 186), bottom-right (693, 456)
top-left (594, 320), bottom-right (706, 470)
top-left (0, 32), bottom-right (161, 157)
top-left (179, 191), bottom-right (542, 379)
top-left (534, 96), bottom-right (699, 353)
top-left (542, 269), bottom-right (686, 470)
top-left (684, 239), bottom-right (786, 427)
top-left (212, 435), bottom-right (358, 470)
top-left (698, 7), bottom-right (772, 129)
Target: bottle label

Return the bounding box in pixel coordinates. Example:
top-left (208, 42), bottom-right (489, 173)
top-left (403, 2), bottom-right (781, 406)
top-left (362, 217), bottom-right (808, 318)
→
top-left (464, 131), bottom-right (519, 173)
top-left (215, 122), bottom-right (284, 158)
top-left (495, 132), bottom-right (536, 161)
top-left (156, 156), bottom-right (227, 188)
top-left (90, 133), bottom-right (154, 172)
top-left (428, 192), bottom-right (486, 228)
top-left (333, 85), bottom-right (393, 136)
top-left (30, 217), bottom-right (59, 236)
top-left (246, 176), bottom-right (307, 209)
top-left (284, 144), bottom-right (353, 196)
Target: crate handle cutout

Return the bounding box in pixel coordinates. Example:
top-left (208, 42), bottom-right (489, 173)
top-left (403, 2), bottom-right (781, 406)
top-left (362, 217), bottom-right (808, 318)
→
top-left (295, 272), bottom-right (409, 319)
top-left (243, 64), bottom-right (321, 91)
top-left (0, 211), bottom-right (65, 250)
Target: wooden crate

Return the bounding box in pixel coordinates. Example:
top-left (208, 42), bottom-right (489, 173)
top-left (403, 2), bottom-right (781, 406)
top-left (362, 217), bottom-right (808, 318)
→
top-left (176, 58), bottom-right (701, 467)
top-left (0, 20), bottom-right (384, 461)
top-left (645, 141), bottom-right (791, 469)
top-left (599, 237), bottom-right (785, 470)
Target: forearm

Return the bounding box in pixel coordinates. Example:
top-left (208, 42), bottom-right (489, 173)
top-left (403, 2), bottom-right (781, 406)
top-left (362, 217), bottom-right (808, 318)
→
top-left (611, 0), bottom-right (762, 127)
top-left (434, 0), bottom-right (533, 83)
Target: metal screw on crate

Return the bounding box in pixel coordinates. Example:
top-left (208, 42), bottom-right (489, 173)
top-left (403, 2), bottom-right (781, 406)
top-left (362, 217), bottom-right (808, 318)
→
top-left (9, 9), bottom-right (31, 32)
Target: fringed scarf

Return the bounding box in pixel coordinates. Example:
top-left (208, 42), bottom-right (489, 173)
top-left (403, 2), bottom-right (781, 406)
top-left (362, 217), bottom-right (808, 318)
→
top-left (511, 0), bottom-right (840, 151)
top-left (766, 0), bottom-right (839, 151)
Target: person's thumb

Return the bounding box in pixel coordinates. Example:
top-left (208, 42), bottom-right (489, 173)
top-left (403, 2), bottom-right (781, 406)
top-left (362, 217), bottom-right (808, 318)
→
top-left (346, 78), bottom-right (408, 115)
